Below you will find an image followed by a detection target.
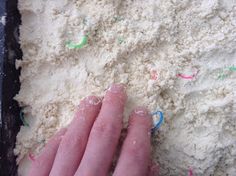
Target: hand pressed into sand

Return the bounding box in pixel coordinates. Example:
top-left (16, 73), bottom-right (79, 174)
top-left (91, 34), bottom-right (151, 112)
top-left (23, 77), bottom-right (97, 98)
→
top-left (28, 84), bottom-right (159, 176)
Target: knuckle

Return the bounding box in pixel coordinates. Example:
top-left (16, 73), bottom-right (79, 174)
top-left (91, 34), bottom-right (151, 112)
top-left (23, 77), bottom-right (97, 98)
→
top-left (60, 133), bottom-right (84, 150)
top-left (126, 142), bottom-right (147, 162)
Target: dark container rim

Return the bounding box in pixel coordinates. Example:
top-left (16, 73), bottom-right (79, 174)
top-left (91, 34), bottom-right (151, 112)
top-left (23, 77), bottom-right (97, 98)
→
top-left (0, 0), bottom-right (22, 175)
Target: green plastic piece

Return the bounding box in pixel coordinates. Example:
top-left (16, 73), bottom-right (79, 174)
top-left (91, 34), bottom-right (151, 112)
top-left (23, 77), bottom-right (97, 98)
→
top-left (217, 74), bottom-right (227, 80)
top-left (66, 35), bottom-right (88, 49)
top-left (20, 111), bottom-right (30, 127)
top-left (113, 16), bottom-right (124, 22)
top-left (217, 66), bottom-right (236, 80)
top-left (228, 66), bottom-right (236, 71)
top-left (118, 37), bottom-right (124, 44)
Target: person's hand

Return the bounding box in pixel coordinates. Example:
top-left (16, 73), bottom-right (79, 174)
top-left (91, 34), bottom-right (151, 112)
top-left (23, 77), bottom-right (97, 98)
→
top-left (28, 84), bottom-right (158, 176)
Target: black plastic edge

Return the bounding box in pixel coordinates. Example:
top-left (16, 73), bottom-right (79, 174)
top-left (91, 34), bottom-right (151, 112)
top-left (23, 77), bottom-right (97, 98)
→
top-left (0, 0), bottom-right (22, 175)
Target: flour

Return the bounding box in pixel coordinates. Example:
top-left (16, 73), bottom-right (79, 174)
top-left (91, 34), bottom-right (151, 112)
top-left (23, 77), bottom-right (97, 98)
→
top-left (14, 0), bottom-right (236, 175)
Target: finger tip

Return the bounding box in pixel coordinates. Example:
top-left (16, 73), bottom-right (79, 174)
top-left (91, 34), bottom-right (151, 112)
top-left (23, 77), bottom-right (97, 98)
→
top-left (108, 83), bottom-right (127, 96)
top-left (84, 96), bottom-right (102, 106)
top-left (108, 83), bottom-right (126, 93)
top-left (132, 106), bottom-right (150, 116)
top-left (129, 107), bottom-right (152, 128)
top-left (78, 96), bottom-right (102, 111)
top-left (103, 84), bottom-right (127, 106)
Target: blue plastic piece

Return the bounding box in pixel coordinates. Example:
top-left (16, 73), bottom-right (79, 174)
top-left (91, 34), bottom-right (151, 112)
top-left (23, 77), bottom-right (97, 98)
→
top-left (151, 111), bottom-right (164, 133)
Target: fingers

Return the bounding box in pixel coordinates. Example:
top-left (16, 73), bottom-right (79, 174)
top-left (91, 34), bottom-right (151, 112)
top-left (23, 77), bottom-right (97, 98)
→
top-left (49, 96), bottom-right (102, 176)
top-left (28, 128), bottom-right (67, 176)
top-left (75, 84), bottom-right (127, 176)
top-left (113, 107), bottom-right (152, 176)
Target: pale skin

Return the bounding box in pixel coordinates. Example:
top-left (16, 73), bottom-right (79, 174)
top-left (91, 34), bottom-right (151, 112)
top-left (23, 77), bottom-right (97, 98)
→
top-left (28, 84), bottom-right (159, 176)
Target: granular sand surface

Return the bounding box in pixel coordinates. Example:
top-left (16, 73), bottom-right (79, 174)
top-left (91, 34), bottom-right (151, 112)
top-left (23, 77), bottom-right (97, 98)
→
top-left (15, 0), bottom-right (236, 175)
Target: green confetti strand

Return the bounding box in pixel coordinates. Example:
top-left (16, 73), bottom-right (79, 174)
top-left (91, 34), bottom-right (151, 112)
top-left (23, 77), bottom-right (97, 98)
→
top-left (66, 35), bottom-right (88, 49)
top-left (20, 111), bottom-right (30, 127)
top-left (217, 66), bottom-right (236, 80)
top-left (113, 16), bottom-right (124, 22)
top-left (228, 66), bottom-right (236, 71)
top-left (217, 74), bottom-right (228, 80)
top-left (118, 37), bottom-right (124, 44)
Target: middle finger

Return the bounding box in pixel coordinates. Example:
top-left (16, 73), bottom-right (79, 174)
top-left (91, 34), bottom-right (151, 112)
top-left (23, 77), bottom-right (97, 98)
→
top-left (75, 84), bottom-right (127, 176)
top-left (50, 96), bottom-right (102, 176)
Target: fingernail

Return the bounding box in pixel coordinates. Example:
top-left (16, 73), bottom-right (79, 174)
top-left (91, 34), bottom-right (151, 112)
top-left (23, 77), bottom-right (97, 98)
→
top-left (85, 96), bottom-right (101, 105)
top-left (108, 84), bottom-right (125, 93)
top-left (133, 107), bottom-right (150, 117)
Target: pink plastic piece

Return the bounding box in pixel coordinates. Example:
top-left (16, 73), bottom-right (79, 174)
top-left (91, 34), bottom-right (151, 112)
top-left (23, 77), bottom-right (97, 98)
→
top-left (28, 153), bottom-right (35, 161)
top-left (150, 70), bottom-right (158, 80)
top-left (188, 168), bottom-right (193, 176)
top-left (177, 69), bottom-right (199, 80)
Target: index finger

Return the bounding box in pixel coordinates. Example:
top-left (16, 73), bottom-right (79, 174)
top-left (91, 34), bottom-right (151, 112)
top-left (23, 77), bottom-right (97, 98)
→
top-left (28, 128), bottom-right (67, 176)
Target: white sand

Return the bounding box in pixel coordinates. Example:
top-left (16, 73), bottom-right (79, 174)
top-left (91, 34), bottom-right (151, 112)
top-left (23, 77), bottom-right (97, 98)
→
top-left (15, 0), bottom-right (236, 175)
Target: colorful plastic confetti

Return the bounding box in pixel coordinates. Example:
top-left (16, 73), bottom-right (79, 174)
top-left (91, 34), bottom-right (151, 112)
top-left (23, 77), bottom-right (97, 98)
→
top-left (28, 153), bottom-right (35, 161)
top-left (66, 35), bottom-right (88, 49)
top-left (188, 168), bottom-right (193, 176)
top-left (228, 66), bottom-right (236, 71)
top-left (217, 66), bottom-right (236, 80)
top-left (150, 70), bottom-right (158, 80)
top-left (217, 73), bottom-right (228, 80)
top-left (113, 16), bottom-right (124, 22)
top-left (176, 68), bottom-right (199, 80)
top-left (118, 37), bottom-right (125, 44)
top-left (177, 73), bottom-right (195, 79)
top-left (151, 111), bottom-right (164, 133)
top-left (177, 69), bottom-right (199, 80)
top-left (20, 111), bottom-right (30, 127)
